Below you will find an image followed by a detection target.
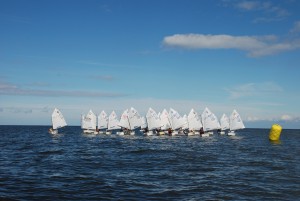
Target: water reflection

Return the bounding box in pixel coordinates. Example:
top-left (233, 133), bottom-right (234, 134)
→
top-left (270, 139), bottom-right (282, 145)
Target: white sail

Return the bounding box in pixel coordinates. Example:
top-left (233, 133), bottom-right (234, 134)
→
top-left (229, 109), bottom-right (245, 131)
top-left (201, 107), bottom-right (220, 132)
top-left (128, 107), bottom-right (143, 129)
top-left (52, 108), bottom-right (67, 129)
top-left (146, 107), bottom-right (161, 130)
top-left (141, 116), bottom-right (148, 129)
top-left (107, 111), bottom-right (121, 130)
top-left (220, 113), bottom-right (230, 130)
top-left (98, 110), bottom-right (108, 129)
top-left (81, 110), bottom-right (97, 130)
top-left (118, 109), bottom-right (130, 129)
top-left (169, 108), bottom-right (185, 130)
top-left (181, 114), bottom-right (188, 130)
top-left (160, 109), bottom-right (171, 130)
top-left (187, 109), bottom-right (202, 130)
top-left (81, 114), bottom-right (86, 129)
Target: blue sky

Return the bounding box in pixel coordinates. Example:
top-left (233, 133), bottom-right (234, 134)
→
top-left (1, 0), bottom-right (300, 128)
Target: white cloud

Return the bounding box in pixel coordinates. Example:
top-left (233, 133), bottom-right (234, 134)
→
top-left (236, 1), bottom-right (260, 10)
top-left (246, 114), bottom-right (300, 122)
top-left (163, 34), bottom-right (265, 50)
top-left (280, 114), bottom-right (293, 121)
top-left (90, 75), bottom-right (115, 81)
top-left (163, 33), bottom-right (300, 57)
top-left (0, 80), bottom-right (126, 98)
top-left (0, 81), bottom-right (17, 90)
top-left (290, 20), bottom-right (300, 34)
top-left (4, 107), bottom-right (33, 114)
top-left (226, 82), bottom-right (283, 99)
top-left (229, 0), bottom-right (290, 22)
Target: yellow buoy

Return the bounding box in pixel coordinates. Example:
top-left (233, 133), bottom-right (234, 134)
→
top-left (269, 124), bottom-right (282, 141)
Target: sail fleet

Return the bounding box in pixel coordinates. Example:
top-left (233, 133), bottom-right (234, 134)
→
top-left (50, 107), bottom-right (245, 136)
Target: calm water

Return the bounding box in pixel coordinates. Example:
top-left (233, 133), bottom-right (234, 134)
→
top-left (0, 126), bottom-right (299, 200)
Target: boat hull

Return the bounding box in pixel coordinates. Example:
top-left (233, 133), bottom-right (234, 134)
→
top-left (201, 133), bottom-right (210, 137)
top-left (228, 131), bottom-right (235, 136)
top-left (49, 129), bottom-right (58, 134)
top-left (83, 129), bottom-right (98, 134)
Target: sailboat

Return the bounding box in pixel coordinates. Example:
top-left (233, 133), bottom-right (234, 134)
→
top-left (145, 107), bottom-right (161, 136)
top-left (106, 111), bottom-right (121, 134)
top-left (179, 114), bottom-right (188, 135)
top-left (201, 107), bottom-right (220, 137)
top-left (169, 108), bottom-right (186, 136)
top-left (49, 108), bottom-right (67, 134)
top-left (98, 110), bottom-right (108, 134)
top-left (140, 116), bottom-right (148, 133)
top-left (81, 110), bottom-right (98, 134)
top-left (118, 107), bottom-right (143, 135)
top-left (219, 113), bottom-right (230, 135)
top-left (160, 109), bottom-right (171, 135)
top-left (228, 109), bottom-right (245, 136)
top-left (118, 109), bottom-right (130, 135)
top-left (187, 109), bottom-right (202, 136)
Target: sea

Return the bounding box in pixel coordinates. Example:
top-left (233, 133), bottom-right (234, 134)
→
top-left (0, 126), bottom-right (299, 201)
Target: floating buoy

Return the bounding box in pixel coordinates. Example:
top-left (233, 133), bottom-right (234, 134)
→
top-left (269, 124), bottom-right (282, 141)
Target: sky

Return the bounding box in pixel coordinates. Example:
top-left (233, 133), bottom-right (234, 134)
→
top-left (1, 0), bottom-right (300, 128)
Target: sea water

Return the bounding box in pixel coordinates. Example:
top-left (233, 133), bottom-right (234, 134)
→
top-left (0, 126), bottom-right (299, 200)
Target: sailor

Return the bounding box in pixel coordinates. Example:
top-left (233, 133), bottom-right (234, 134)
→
top-left (168, 128), bottom-right (172, 136)
top-left (200, 127), bottom-right (204, 135)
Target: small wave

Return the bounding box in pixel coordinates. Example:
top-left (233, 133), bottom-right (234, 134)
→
top-left (39, 150), bottom-right (64, 155)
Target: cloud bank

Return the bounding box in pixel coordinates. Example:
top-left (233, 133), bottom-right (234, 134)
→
top-left (223, 0), bottom-right (290, 23)
top-left (225, 82), bottom-right (283, 99)
top-left (163, 33), bottom-right (300, 57)
top-left (0, 80), bottom-right (126, 98)
top-left (246, 114), bottom-right (300, 122)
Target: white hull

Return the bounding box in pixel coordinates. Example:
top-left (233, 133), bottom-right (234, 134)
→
top-left (204, 131), bottom-right (213, 135)
top-left (49, 129), bottom-right (58, 134)
top-left (105, 131), bottom-right (111, 135)
top-left (187, 132), bottom-right (195, 136)
top-left (178, 131), bottom-right (186, 136)
top-left (201, 133), bottom-right (210, 137)
top-left (219, 130), bottom-right (226, 135)
top-left (145, 131), bottom-right (154, 136)
top-left (117, 131), bottom-right (124, 135)
top-left (169, 131), bottom-right (177, 136)
top-left (158, 131), bottom-right (165, 135)
top-left (83, 129), bottom-right (98, 134)
top-left (117, 131), bottom-right (135, 135)
top-left (228, 131), bottom-right (235, 136)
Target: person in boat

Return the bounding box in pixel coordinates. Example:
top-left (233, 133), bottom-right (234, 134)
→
top-left (200, 127), bottom-right (204, 135)
top-left (123, 128), bottom-right (130, 135)
top-left (168, 128), bottom-right (172, 136)
top-left (49, 128), bottom-right (53, 133)
top-left (141, 127), bottom-right (148, 134)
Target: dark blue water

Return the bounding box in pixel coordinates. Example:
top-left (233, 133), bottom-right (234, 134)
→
top-left (0, 126), bottom-right (299, 200)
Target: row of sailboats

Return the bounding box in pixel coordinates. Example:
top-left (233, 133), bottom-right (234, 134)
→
top-left (50, 107), bottom-right (245, 136)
